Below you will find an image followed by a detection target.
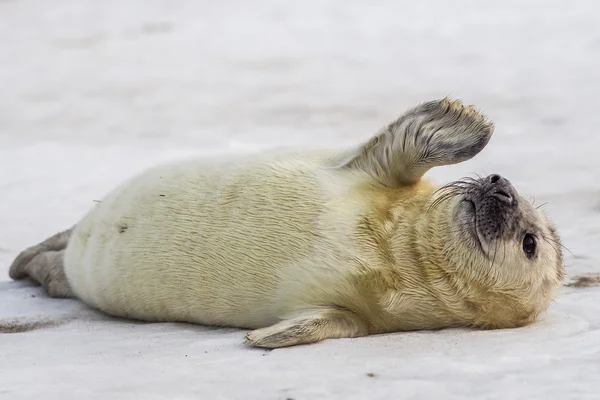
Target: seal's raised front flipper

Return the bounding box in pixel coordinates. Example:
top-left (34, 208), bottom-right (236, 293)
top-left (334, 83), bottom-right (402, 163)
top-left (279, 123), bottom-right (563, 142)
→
top-left (336, 98), bottom-right (494, 187)
top-left (9, 227), bottom-right (74, 298)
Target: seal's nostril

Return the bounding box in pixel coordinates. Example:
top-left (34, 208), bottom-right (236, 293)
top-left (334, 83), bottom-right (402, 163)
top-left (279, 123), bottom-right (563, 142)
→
top-left (489, 174), bottom-right (501, 184)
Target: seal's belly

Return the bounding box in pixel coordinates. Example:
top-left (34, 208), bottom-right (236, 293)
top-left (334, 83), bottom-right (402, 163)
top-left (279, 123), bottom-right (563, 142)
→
top-left (63, 155), bottom-right (329, 329)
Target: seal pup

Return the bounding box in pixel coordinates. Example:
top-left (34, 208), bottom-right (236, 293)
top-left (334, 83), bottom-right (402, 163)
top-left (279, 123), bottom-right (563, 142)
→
top-left (8, 98), bottom-right (564, 348)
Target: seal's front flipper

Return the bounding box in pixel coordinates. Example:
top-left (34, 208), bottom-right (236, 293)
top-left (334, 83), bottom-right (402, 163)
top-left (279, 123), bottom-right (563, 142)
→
top-left (243, 308), bottom-right (368, 348)
top-left (337, 98), bottom-right (494, 187)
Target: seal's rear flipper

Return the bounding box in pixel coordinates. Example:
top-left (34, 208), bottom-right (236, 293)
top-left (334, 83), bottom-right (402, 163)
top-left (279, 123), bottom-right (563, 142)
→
top-left (336, 98), bottom-right (494, 187)
top-left (9, 227), bottom-right (75, 298)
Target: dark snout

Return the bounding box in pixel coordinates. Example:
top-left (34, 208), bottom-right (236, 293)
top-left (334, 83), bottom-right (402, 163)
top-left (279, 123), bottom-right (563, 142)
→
top-left (484, 174), bottom-right (517, 205)
top-left (459, 173), bottom-right (522, 245)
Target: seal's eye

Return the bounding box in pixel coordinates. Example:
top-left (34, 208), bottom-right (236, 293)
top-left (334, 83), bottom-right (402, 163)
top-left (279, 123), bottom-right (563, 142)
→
top-left (522, 234), bottom-right (536, 258)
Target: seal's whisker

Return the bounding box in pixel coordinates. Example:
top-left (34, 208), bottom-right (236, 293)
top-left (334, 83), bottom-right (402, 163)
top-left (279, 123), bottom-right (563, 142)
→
top-left (427, 190), bottom-right (460, 213)
top-left (542, 235), bottom-right (572, 255)
top-left (473, 173), bottom-right (483, 181)
top-left (542, 238), bottom-right (560, 255)
top-left (490, 237), bottom-right (499, 267)
top-left (500, 240), bottom-right (508, 268)
top-left (488, 212), bottom-right (512, 269)
top-left (494, 229), bottom-right (508, 268)
top-left (427, 177), bottom-right (481, 213)
top-left (460, 177), bottom-right (480, 185)
top-left (432, 177), bottom-right (479, 193)
top-left (427, 195), bottom-right (458, 213)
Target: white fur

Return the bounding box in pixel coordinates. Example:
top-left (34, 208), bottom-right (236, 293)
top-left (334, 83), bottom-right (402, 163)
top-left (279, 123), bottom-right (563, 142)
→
top-left (63, 149), bottom-right (378, 329)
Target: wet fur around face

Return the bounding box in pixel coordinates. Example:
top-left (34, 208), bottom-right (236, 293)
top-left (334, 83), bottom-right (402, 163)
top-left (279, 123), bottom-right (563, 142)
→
top-left (7, 98), bottom-right (564, 348)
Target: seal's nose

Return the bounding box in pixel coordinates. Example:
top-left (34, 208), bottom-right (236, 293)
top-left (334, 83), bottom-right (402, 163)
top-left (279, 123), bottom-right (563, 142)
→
top-left (487, 174), bottom-right (513, 204)
top-left (489, 174), bottom-right (502, 184)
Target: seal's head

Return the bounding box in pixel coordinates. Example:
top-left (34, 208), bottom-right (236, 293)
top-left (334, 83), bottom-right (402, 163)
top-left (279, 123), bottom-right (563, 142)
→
top-left (428, 174), bottom-right (564, 329)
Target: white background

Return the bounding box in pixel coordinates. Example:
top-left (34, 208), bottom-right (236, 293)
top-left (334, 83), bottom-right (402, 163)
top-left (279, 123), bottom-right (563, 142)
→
top-left (1, 1), bottom-right (599, 399)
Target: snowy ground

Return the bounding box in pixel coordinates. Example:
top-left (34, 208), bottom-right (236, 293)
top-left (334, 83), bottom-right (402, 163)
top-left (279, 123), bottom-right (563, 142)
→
top-left (1, 0), bottom-right (600, 399)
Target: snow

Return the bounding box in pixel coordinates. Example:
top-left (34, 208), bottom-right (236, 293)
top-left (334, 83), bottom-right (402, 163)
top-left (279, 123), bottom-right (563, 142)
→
top-left (1, 0), bottom-right (600, 398)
